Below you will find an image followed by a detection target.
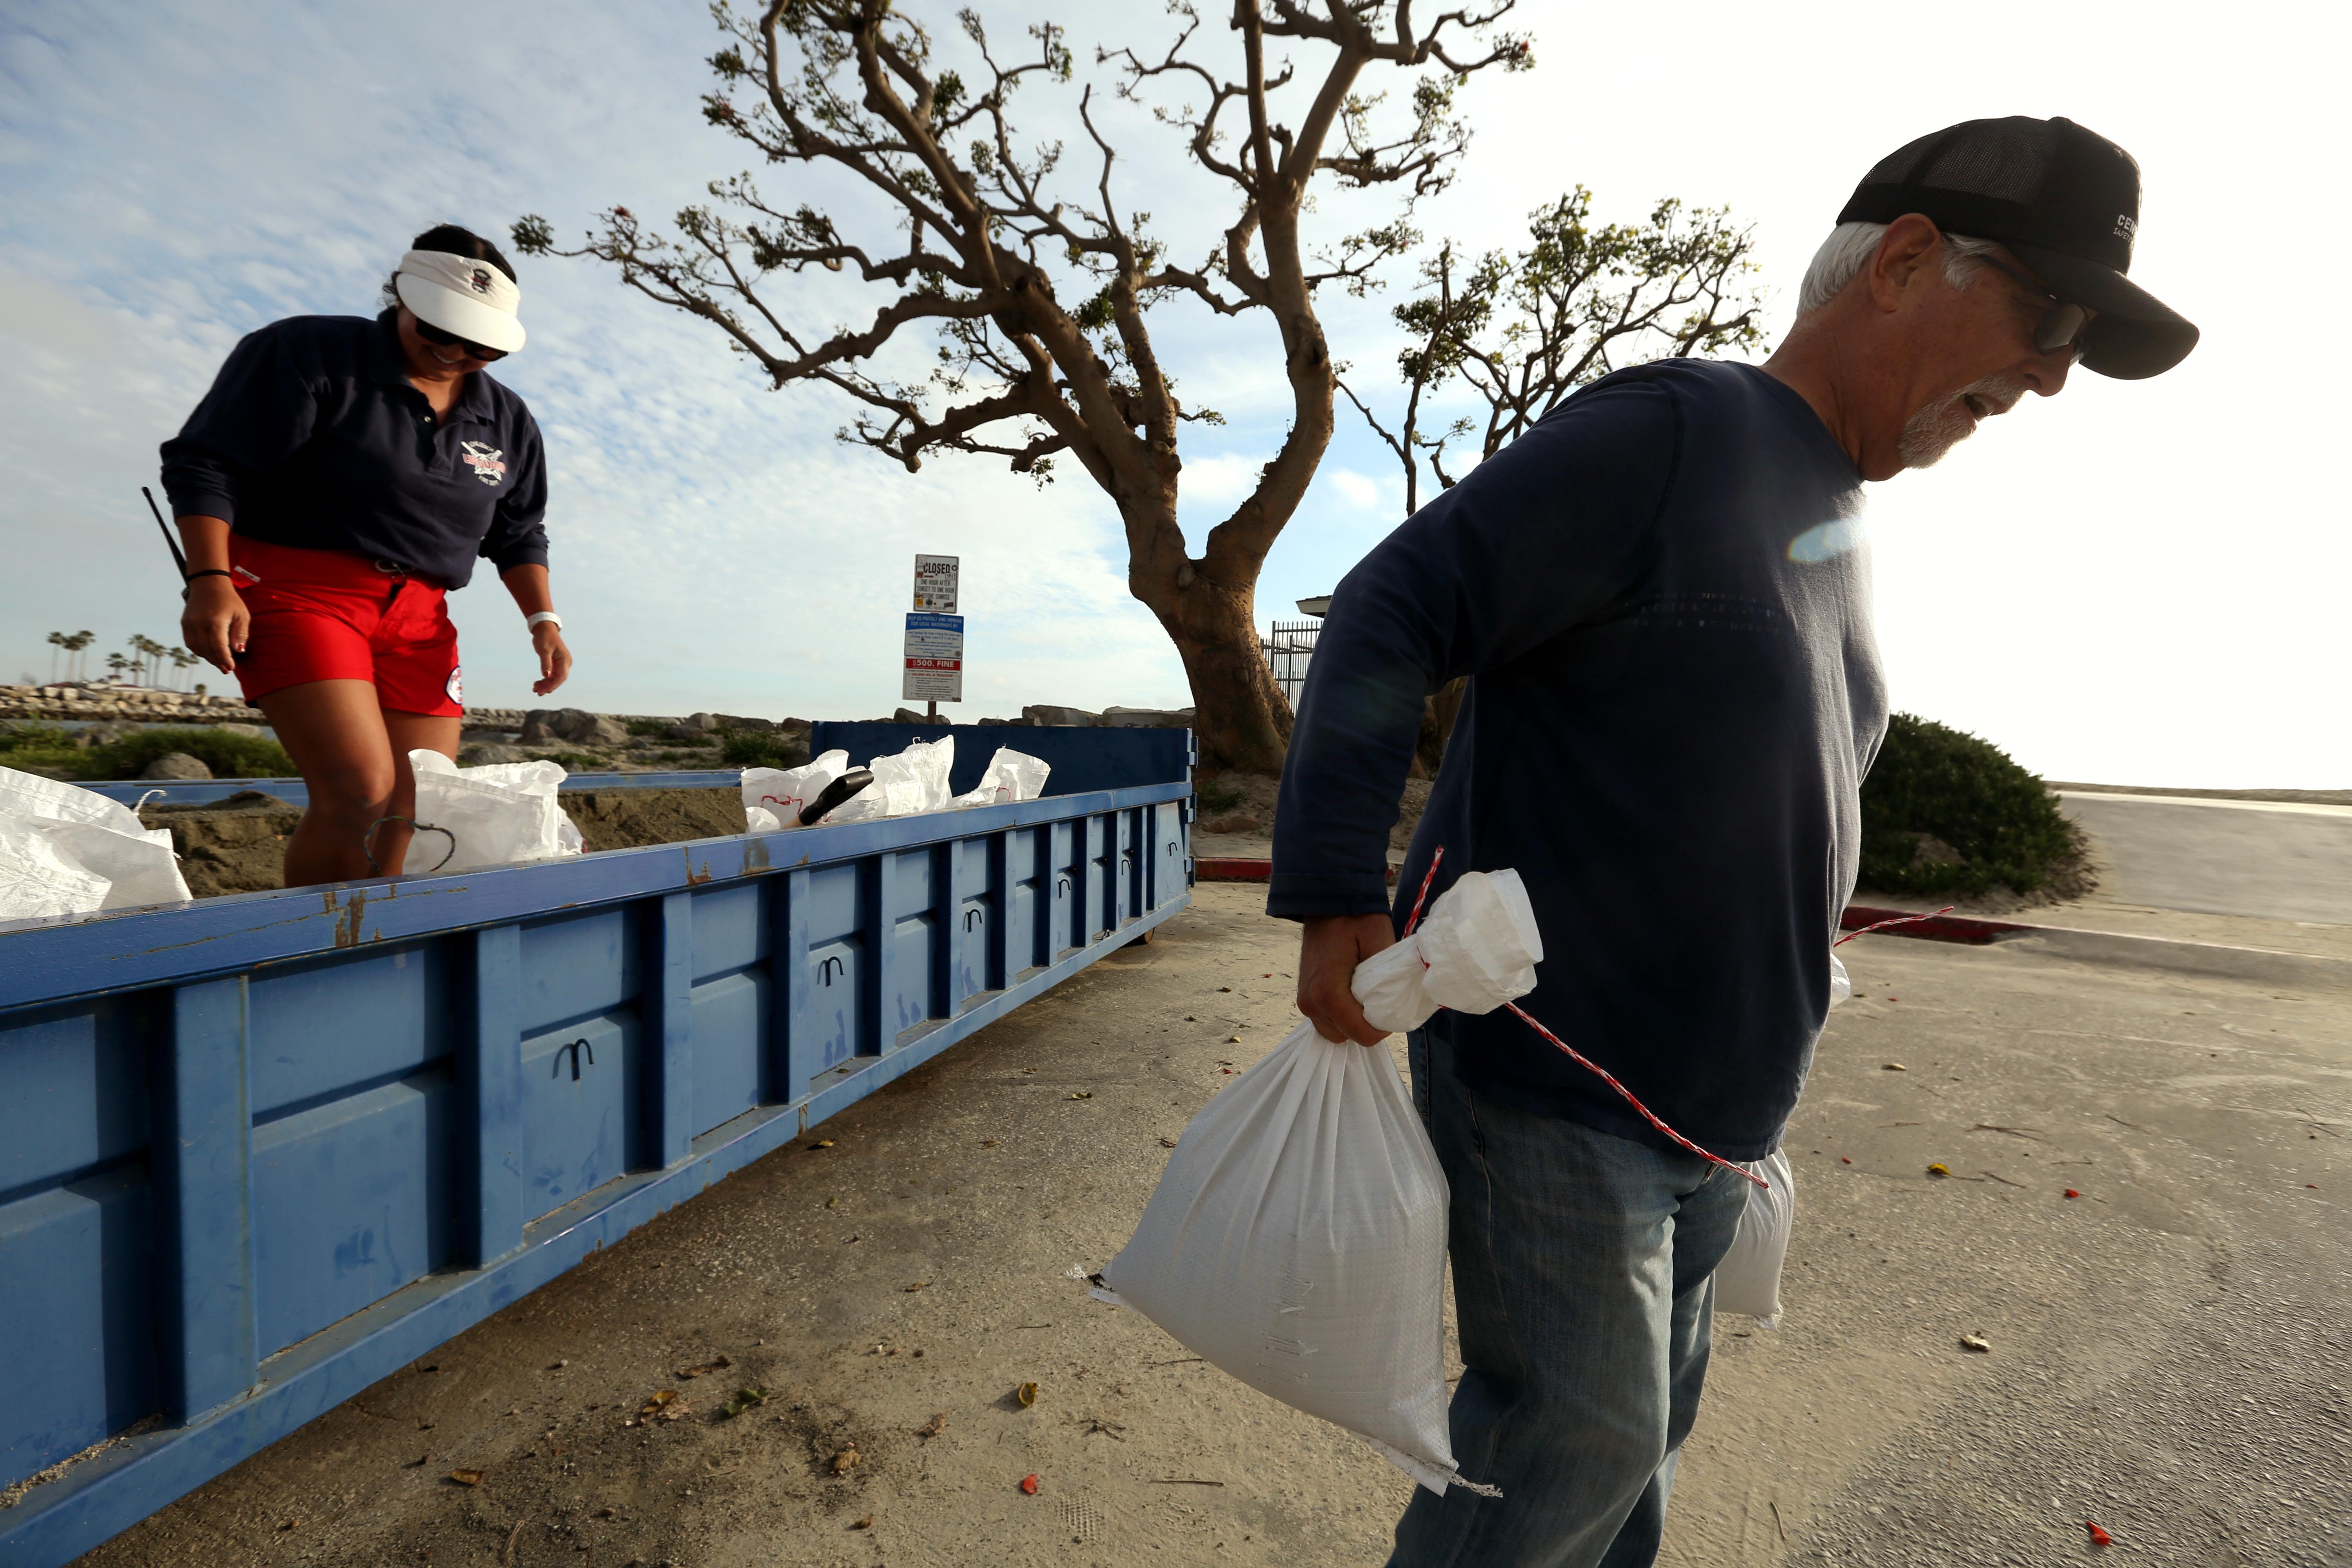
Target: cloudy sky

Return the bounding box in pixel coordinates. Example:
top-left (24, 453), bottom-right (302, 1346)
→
top-left (2, 1), bottom-right (2341, 786)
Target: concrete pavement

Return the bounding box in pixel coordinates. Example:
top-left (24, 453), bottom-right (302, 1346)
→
top-left (2059, 791), bottom-right (2352, 926)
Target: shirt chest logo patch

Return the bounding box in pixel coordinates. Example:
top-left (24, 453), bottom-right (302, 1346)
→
top-left (459, 441), bottom-right (507, 487)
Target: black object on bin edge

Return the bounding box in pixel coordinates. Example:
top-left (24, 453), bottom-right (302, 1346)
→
top-left (799, 769), bottom-right (875, 826)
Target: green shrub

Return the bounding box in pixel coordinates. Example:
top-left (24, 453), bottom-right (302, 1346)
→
top-left (0, 722), bottom-right (70, 754)
top-left (1196, 777), bottom-right (1246, 814)
top-left (76, 727), bottom-right (296, 782)
top-left (624, 717), bottom-right (673, 737)
top-left (720, 732), bottom-right (810, 769)
top-left (1858, 713), bottom-right (2078, 898)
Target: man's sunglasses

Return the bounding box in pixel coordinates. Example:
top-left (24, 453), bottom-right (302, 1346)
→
top-left (412, 317), bottom-right (508, 362)
top-left (1971, 251), bottom-right (2093, 359)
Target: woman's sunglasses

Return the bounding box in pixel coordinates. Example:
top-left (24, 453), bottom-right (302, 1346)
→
top-left (1971, 252), bottom-right (2093, 359)
top-left (412, 317), bottom-right (508, 362)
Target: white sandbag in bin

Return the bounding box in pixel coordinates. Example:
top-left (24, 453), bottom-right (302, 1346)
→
top-left (1090, 869), bottom-right (1544, 1498)
top-left (826, 734), bottom-right (953, 823)
top-left (951, 747), bottom-right (1051, 808)
top-left (406, 752), bottom-right (580, 873)
top-left (1713, 953), bottom-right (1849, 1325)
top-left (741, 750), bottom-right (851, 832)
top-left (0, 764), bottom-right (190, 919)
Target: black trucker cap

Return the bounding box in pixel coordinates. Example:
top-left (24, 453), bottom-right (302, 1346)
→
top-left (1838, 116), bottom-right (2197, 379)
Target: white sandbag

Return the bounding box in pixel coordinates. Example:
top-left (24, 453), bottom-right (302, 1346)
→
top-left (952, 746), bottom-right (1051, 808)
top-left (1715, 954), bottom-right (1849, 1324)
top-left (1091, 870), bottom-right (1545, 1499)
top-left (1714, 1149), bottom-right (1794, 1323)
top-left (829, 735), bottom-right (954, 823)
top-left (408, 751), bottom-right (570, 872)
top-left (0, 764), bottom-right (189, 914)
top-left (0, 812), bottom-right (115, 920)
top-left (741, 751), bottom-right (851, 832)
top-left (1344, 868), bottom-right (1545, 1035)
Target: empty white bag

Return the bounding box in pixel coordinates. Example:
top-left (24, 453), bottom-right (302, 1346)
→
top-left (741, 750), bottom-right (851, 832)
top-left (0, 764), bottom-right (190, 918)
top-left (1714, 953), bottom-right (1847, 1324)
top-left (1091, 869), bottom-right (1545, 1498)
top-left (408, 752), bottom-right (578, 872)
top-left (951, 746), bottom-right (1051, 808)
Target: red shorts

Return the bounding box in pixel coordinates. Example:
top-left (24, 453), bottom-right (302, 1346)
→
top-left (228, 536), bottom-right (464, 716)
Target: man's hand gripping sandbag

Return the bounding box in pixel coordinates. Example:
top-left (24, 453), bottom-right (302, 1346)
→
top-left (1089, 871), bottom-right (1542, 1497)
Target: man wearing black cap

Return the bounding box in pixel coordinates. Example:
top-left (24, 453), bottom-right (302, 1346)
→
top-left (1270, 118), bottom-right (2194, 1567)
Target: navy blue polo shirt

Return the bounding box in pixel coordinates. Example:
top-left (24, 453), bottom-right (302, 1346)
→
top-left (160, 309), bottom-right (548, 589)
top-left (1270, 359), bottom-right (1887, 1162)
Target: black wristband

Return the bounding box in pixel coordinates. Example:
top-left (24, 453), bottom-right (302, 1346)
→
top-left (183, 568), bottom-right (234, 584)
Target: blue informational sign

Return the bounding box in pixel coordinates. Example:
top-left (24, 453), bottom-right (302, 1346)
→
top-left (903, 612), bottom-right (964, 701)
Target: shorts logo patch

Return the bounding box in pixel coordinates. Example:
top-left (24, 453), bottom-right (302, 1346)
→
top-left (459, 441), bottom-right (506, 486)
top-left (446, 666), bottom-right (463, 704)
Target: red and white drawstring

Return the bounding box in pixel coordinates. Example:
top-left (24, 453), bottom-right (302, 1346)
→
top-left (1403, 849), bottom-right (1768, 1190)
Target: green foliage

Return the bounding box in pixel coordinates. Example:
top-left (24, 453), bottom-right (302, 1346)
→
top-left (72, 727), bottom-right (296, 782)
top-left (535, 751), bottom-right (608, 773)
top-left (721, 732), bottom-right (809, 769)
top-left (0, 722), bottom-right (71, 754)
top-left (1858, 714), bottom-right (2079, 898)
top-left (624, 717), bottom-right (677, 737)
top-left (1196, 777), bottom-right (1246, 815)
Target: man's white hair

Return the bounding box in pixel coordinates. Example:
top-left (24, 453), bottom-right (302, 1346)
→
top-left (1795, 221), bottom-right (2007, 316)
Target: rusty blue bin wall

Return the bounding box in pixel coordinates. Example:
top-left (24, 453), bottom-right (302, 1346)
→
top-left (0, 743), bottom-right (1192, 1567)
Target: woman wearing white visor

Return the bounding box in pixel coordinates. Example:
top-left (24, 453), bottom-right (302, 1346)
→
top-left (160, 224), bottom-right (571, 887)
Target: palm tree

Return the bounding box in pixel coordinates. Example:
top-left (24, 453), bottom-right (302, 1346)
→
top-left (64, 630), bottom-right (95, 681)
top-left (45, 631), bottom-right (67, 684)
top-left (167, 646), bottom-right (198, 690)
top-left (105, 651), bottom-right (131, 682)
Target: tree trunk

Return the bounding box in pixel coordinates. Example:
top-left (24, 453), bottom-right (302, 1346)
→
top-left (1126, 494), bottom-right (1292, 773)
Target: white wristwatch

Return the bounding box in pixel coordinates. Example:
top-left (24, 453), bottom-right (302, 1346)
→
top-left (526, 610), bottom-right (564, 629)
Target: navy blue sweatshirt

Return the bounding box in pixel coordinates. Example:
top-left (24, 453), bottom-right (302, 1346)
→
top-left (1270, 360), bottom-right (1887, 1160)
top-left (160, 310), bottom-right (549, 589)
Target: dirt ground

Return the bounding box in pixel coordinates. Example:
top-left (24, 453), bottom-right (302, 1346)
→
top-left (74, 886), bottom-right (2351, 1568)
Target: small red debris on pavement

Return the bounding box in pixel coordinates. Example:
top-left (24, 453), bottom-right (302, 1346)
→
top-left (2085, 1520), bottom-right (2112, 1546)
top-left (1020, 1473), bottom-right (1041, 1495)
top-left (2065, 1189), bottom-right (2081, 1199)
top-left (1841, 1157), bottom-right (1852, 1164)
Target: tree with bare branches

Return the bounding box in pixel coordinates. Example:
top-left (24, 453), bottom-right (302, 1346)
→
top-left (514, 0), bottom-right (1530, 771)
top-left (1339, 186), bottom-right (1766, 518)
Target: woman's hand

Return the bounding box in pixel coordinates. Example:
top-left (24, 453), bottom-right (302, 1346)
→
top-left (181, 577), bottom-right (249, 673)
top-left (530, 620), bottom-right (572, 695)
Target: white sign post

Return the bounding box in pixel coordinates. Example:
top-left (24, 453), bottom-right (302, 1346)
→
top-left (904, 554), bottom-right (964, 715)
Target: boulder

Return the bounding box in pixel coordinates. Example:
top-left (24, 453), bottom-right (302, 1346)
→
top-left (459, 743), bottom-right (530, 765)
top-left (140, 752), bottom-right (213, 780)
top-left (1099, 706), bottom-right (1196, 729)
top-left (215, 722), bottom-right (262, 737)
top-left (892, 707), bottom-right (931, 725)
top-left (684, 711), bottom-right (721, 733)
top-left (1022, 704), bottom-right (1100, 728)
top-left (714, 713), bottom-right (776, 733)
top-left (523, 708), bottom-right (628, 746)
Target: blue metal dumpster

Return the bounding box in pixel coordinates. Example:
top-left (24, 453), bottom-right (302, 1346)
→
top-left (0, 724), bottom-right (1192, 1564)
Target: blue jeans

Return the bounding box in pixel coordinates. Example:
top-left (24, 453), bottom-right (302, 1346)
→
top-left (1389, 1017), bottom-right (1750, 1568)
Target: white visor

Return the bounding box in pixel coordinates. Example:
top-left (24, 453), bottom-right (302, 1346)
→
top-left (394, 248), bottom-right (526, 353)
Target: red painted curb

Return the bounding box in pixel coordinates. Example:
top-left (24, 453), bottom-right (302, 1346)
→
top-left (1195, 858), bottom-right (1400, 884)
top-left (1840, 904), bottom-right (2033, 946)
top-left (1194, 867), bottom-right (2028, 948)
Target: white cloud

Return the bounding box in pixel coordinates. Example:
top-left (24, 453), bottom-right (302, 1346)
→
top-left (1326, 468), bottom-right (1382, 509)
